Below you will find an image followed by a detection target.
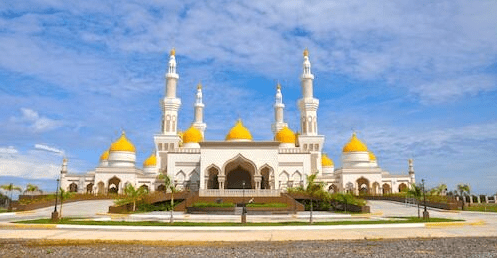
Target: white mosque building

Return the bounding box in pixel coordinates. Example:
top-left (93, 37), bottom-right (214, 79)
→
top-left (60, 48), bottom-right (415, 196)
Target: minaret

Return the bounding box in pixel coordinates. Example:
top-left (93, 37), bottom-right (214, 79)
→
top-left (408, 159), bottom-right (416, 183)
top-left (271, 82), bottom-right (288, 134)
top-left (161, 48), bottom-right (182, 135)
top-left (192, 82), bottom-right (207, 137)
top-left (61, 157), bottom-right (67, 174)
top-left (298, 48), bottom-right (319, 136)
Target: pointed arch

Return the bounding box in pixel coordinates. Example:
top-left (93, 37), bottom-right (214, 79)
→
top-left (279, 170), bottom-right (289, 181)
top-left (259, 164), bottom-right (274, 190)
top-left (292, 171), bottom-right (302, 182)
top-left (222, 154), bottom-right (257, 176)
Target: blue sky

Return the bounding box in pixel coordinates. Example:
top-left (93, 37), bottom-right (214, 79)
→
top-left (0, 1), bottom-right (496, 195)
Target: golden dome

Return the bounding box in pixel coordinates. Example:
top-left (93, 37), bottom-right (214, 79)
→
top-left (100, 149), bottom-right (110, 161)
top-left (226, 119), bottom-right (252, 141)
top-left (110, 131), bottom-right (136, 152)
top-left (303, 48), bottom-right (309, 57)
top-left (183, 126), bottom-right (203, 143)
top-left (342, 133), bottom-right (368, 152)
top-left (170, 48), bottom-right (175, 56)
top-left (275, 127), bottom-right (296, 144)
top-left (369, 151), bottom-right (377, 161)
top-left (143, 153), bottom-right (157, 167)
top-left (321, 153), bottom-right (334, 167)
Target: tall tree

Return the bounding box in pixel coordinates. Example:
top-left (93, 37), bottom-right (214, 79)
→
top-left (305, 173), bottom-right (325, 224)
top-left (122, 184), bottom-right (149, 212)
top-left (59, 188), bottom-right (74, 218)
top-left (0, 183), bottom-right (22, 211)
top-left (159, 172), bottom-right (177, 223)
top-left (24, 184), bottom-right (40, 194)
top-left (457, 184), bottom-right (470, 210)
top-left (407, 183), bottom-right (422, 218)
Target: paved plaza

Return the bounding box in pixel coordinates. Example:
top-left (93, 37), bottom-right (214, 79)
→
top-left (0, 200), bottom-right (496, 242)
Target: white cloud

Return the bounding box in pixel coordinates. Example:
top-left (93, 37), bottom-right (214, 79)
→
top-left (0, 146), bottom-right (62, 179)
top-left (34, 144), bottom-right (64, 155)
top-left (0, 146), bottom-right (18, 155)
top-left (9, 108), bottom-right (62, 132)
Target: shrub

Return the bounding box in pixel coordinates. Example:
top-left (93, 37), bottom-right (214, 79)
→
top-left (192, 202), bottom-right (235, 208)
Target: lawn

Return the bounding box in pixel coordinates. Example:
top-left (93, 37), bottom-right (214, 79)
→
top-left (15, 217), bottom-right (461, 227)
top-left (465, 204), bottom-right (497, 212)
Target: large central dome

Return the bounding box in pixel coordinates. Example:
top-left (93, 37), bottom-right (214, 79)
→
top-left (110, 131), bottom-right (136, 152)
top-left (226, 119), bottom-right (252, 142)
top-left (342, 133), bottom-right (368, 152)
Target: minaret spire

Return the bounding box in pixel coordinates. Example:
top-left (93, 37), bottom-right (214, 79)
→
top-left (298, 48), bottom-right (319, 136)
top-left (192, 81), bottom-right (207, 137)
top-left (408, 159), bottom-right (416, 184)
top-left (161, 48), bottom-right (182, 135)
top-left (271, 82), bottom-right (288, 134)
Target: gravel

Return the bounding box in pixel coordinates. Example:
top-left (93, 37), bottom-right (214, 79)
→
top-left (1, 237), bottom-right (496, 258)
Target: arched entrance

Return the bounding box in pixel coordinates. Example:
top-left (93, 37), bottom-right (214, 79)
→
top-left (69, 183), bottom-right (78, 193)
top-left (108, 176), bottom-right (121, 194)
top-left (86, 183), bottom-right (94, 194)
top-left (357, 177), bottom-right (370, 195)
top-left (223, 154), bottom-right (256, 189)
top-left (260, 166), bottom-right (273, 189)
top-left (157, 184), bottom-right (166, 192)
top-left (372, 182), bottom-right (380, 195)
top-left (207, 166), bottom-right (219, 189)
top-left (139, 185), bottom-right (149, 192)
top-left (398, 183), bottom-right (408, 193)
top-left (382, 183), bottom-right (391, 195)
top-left (328, 184), bottom-right (338, 193)
top-left (226, 166), bottom-right (252, 189)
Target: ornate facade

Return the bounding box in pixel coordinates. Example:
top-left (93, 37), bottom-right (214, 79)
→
top-left (61, 49), bottom-right (414, 196)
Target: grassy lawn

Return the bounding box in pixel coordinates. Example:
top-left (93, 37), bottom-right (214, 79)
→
top-left (465, 204), bottom-right (497, 212)
top-left (0, 208), bottom-right (9, 213)
top-left (15, 217), bottom-right (461, 227)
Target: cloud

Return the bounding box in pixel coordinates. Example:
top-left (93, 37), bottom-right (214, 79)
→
top-left (0, 146), bottom-right (61, 179)
top-left (8, 108), bottom-right (62, 132)
top-left (0, 146), bottom-right (18, 154)
top-left (34, 144), bottom-right (64, 155)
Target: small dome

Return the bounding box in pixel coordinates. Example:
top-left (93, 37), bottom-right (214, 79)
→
top-left (226, 119), bottom-right (252, 141)
top-left (110, 131), bottom-right (136, 152)
top-left (275, 127), bottom-right (296, 143)
top-left (100, 149), bottom-right (110, 161)
top-left (183, 126), bottom-right (203, 143)
top-left (143, 153), bottom-right (157, 167)
top-left (321, 153), bottom-right (334, 167)
top-left (342, 133), bottom-right (368, 152)
top-left (369, 151), bottom-right (377, 161)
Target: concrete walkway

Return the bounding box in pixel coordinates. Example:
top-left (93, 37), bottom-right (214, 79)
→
top-left (0, 200), bottom-right (496, 242)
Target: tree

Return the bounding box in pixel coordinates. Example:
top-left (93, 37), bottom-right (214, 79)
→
top-left (119, 184), bottom-right (149, 212)
top-left (0, 183), bottom-right (22, 211)
top-left (59, 188), bottom-right (74, 218)
top-left (457, 184), bottom-right (470, 210)
top-left (304, 173), bottom-right (325, 224)
top-left (159, 172), bottom-right (177, 223)
top-left (24, 184), bottom-right (40, 194)
top-left (407, 183), bottom-right (422, 218)
top-left (431, 184), bottom-right (447, 196)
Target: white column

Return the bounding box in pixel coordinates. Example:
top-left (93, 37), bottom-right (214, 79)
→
top-left (192, 82), bottom-right (207, 137)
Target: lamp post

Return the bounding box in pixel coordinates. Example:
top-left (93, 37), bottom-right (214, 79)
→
top-left (422, 179), bottom-right (429, 220)
top-left (241, 181), bottom-right (246, 224)
top-left (51, 178), bottom-right (60, 221)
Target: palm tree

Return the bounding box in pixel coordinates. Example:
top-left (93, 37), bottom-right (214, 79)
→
top-left (59, 188), bottom-right (74, 218)
top-left (457, 184), bottom-right (470, 210)
top-left (305, 173), bottom-right (325, 224)
top-left (431, 184), bottom-right (447, 196)
top-left (24, 184), bottom-right (40, 194)
top-left (122, 184), bottom-right (149, 212)
top-left (0, 183), bottom-right (22, 211)
top-left (407, 183), bottom-right (422, 218)
top-left (159, 172), bottom-right (177, 223)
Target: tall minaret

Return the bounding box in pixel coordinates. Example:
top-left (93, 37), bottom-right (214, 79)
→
top-left (162, 48), bottom-right (182, 135)
top-left (192, 82), bottom-right (207, 137)
top-left (271, 82), bottom-right (288, 134)
top-left (408, 159), bottom-right (416, 184)
top-left (298, 48), bottom-right (319, 136)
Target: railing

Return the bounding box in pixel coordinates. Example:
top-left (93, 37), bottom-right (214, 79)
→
top-left (279, 148), bottom-right (307, 154)
top-left (199, 189), bottom-right (281, 197)
top-left (172, 148), bottom-right (201, 153)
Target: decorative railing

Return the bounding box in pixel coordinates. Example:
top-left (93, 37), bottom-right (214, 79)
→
top-left (279, 148), bottom-right (307, 154)
top-left (199, 189), bottom-right (281, 197)
top-left (172, 148), bottom-right (201, 153)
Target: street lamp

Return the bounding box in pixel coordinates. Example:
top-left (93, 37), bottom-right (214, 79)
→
top-left (51, 178), bottom-right (60, 221)
top-left (241, 181), bottom-right (246, 224)
top-left (422, 179), bottom-right (429, 220)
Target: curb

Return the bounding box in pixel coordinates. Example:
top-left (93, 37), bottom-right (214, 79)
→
top-left (425, 220), bottom-right (485, 228)
top-left (0, 223), bottom-right (56, 229)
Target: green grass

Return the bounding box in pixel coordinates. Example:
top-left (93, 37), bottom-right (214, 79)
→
top-left (15, 217), bottom-right (461, 227)
top-left (0, 208), bottom-right (9, 213)
top-left (246, 202), bottom-right (287, 208)
top-left (191, 202), bottom-right (235, 208)
top-left (465, 204), bottom-right (497, 212)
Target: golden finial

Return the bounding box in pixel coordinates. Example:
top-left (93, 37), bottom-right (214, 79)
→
top-left (170, 48), bottom-right (176, 56)
top-left (197, 81), bottom-right (202, 90)
top-left (303, 48), bottom-right (309, 57)
top-left (276, 81), bottom-right (281, 90)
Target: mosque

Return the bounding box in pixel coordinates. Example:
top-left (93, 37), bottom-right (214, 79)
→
top-left (60, 49), bottom-right (415, 197)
